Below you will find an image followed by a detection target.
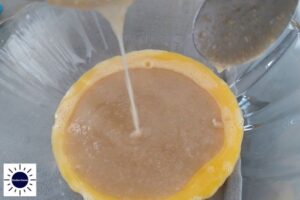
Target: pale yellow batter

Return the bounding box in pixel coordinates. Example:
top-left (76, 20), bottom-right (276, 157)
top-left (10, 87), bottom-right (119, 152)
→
top-left (48, 0), bottom-right (132, 37)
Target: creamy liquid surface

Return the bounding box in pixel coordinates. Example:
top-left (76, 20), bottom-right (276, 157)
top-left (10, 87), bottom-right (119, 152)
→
top-left (65, 68), bottom-right (224, 199)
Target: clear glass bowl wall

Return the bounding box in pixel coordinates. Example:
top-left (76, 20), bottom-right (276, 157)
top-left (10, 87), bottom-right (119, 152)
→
top-left (0, 1), bottom-right (300, 199)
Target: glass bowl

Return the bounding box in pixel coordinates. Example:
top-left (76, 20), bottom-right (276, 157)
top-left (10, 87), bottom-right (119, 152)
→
top-left (0, 1), bottom-right (300, 199)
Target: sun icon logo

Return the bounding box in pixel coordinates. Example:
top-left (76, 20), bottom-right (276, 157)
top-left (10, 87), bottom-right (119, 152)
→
top-left (3, 164), bottom-right (36, 197)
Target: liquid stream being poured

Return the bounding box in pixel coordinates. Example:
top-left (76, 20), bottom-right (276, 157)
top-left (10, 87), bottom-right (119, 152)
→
top-left (49, 0), bottom-right (141, 135)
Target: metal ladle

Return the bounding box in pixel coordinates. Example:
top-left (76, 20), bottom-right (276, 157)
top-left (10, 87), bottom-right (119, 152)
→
top-left (193, 0), bottom-right (299, 70)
